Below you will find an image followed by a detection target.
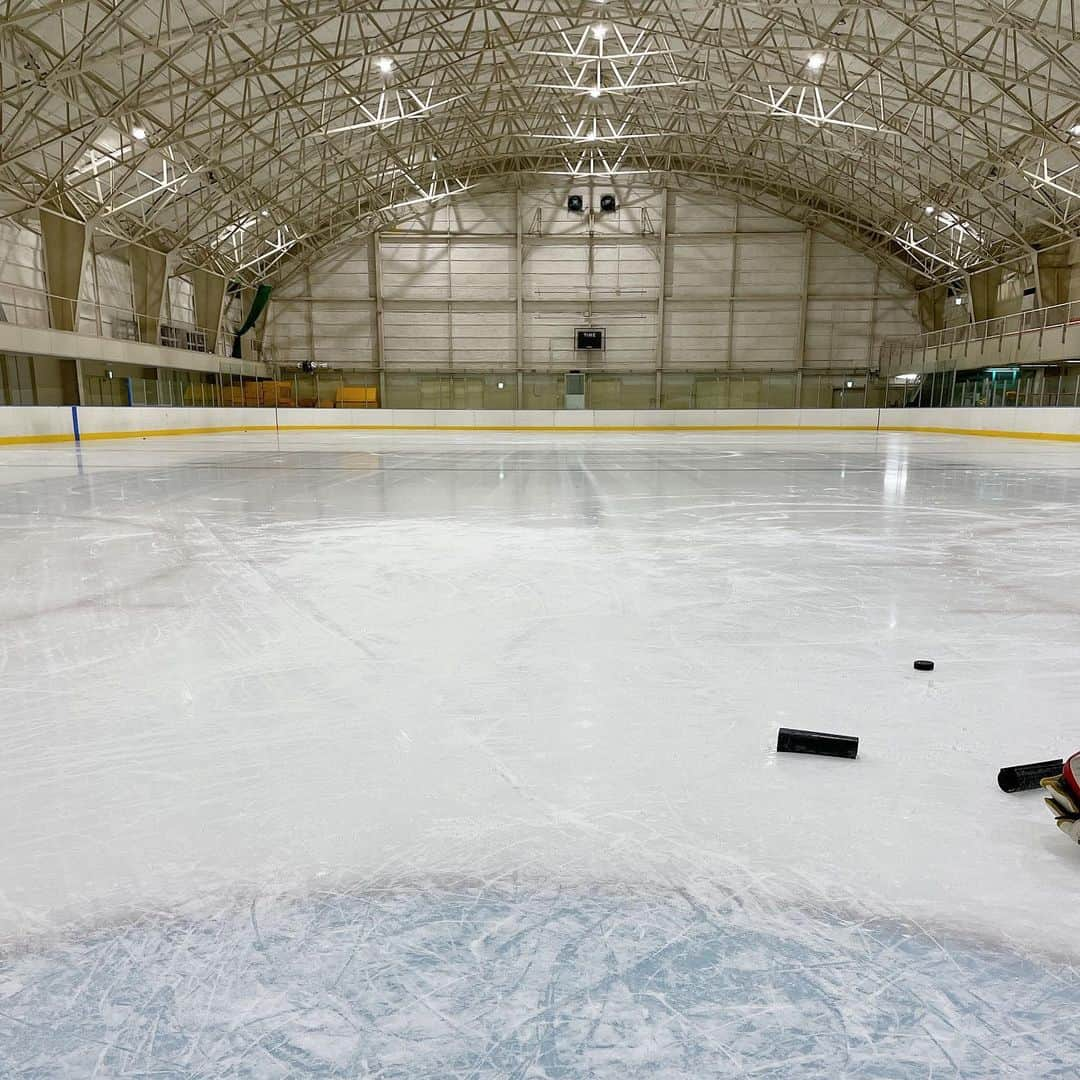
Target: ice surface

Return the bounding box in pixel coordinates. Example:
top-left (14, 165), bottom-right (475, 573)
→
top-left (2, 879), bottom-right (1078, 1077)
top-left (2, 431), bottom-right (1080, 1075)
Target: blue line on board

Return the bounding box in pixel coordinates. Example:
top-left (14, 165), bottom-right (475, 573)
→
top-left (71, 405), bottom-right (80, 443)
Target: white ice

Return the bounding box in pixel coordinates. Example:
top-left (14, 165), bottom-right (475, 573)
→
top-left (1, 430), bottom-right (1079, 1076)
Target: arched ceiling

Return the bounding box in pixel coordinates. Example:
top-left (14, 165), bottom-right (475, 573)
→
top-left (1, 1), bottom-right (1078, 287)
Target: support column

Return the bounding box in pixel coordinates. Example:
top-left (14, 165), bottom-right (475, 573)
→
top-left (968, 267), bottom-right (1002, 322)
top-left (73, 356), bottom-right (86, 405)
top-left (653, 185), bottom-right (669, 408)
top-left (129, 244), bottom-right (168, 344)
top-left (304, 266), bottom-right (316, 366)
top-left (794, 229), bottom-right (813, 404)
top-left (916, 285), bottom-right (946, 332)
top-left (726, 202), bottom-right (738, 373)
top-left (866, 263), bottom-right (881, 405)
top-left (514, 186), bottom-right (524, 409)
top-left (191, 268), bottom-right (227, 352)
top-left (88, 231), bottom-right (103, 335)
top-left (1037, 242), bottom-right (1079, 307)
top-left (371, 232), bottom-right (386, 406)
top-left (39, 204), bottom-right (87, 332)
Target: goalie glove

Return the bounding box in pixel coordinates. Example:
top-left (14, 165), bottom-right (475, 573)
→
top-left (1041, 751), bottom-right (1080, 843)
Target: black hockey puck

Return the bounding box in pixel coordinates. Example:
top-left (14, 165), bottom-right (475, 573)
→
top-left (997, 760), bottom-right (1063, 793)
top-left (913, 659), bottom-right (934, 671)
top-left (777, 727), bottom-right (858, 760)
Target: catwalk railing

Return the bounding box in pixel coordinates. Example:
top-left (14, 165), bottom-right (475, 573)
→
top-left (0, 279), bottom-right (232, 357)
top-left (879, 299), bottom-right (1080, 374)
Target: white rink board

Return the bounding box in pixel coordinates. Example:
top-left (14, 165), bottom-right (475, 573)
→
top-left (0, 405), bottom-right (74, 441)
top-left (2, 429), bottom-right (1080, 1075)
top-left (8, 405), bottom-right (1080, 443)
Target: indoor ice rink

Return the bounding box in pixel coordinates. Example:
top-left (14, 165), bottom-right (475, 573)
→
top-left (2, 2), bottom-right (1080, 1077)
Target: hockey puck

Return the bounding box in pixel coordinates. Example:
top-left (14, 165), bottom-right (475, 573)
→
top-left (997, 759), bottom-right (1064, 793)
top-left (913, 659), bottom-right (934, 671)
top-left (777, 727), bottom-right (858, 760)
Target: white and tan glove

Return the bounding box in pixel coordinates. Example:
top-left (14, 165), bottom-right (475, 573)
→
top-left (1041, 751), bottom-right (1080, 844)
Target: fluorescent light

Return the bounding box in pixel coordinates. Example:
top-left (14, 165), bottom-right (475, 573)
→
top-left (377, 57), bottom-right (394, 74)
top-left (131, 126), bottom-right (147, 140)
top-left (589, 87), bottom-right (602, 98)
top-left (1070, 123), bottom-right (1080, 137)
top-left (592, 24), bottom-right (607, 39)
top-left (924, 205), bottom-right (935, 214)
top-left (954, 296), bottom-right (964, 305)
top-left (806, 52), bottom-right (826, 71)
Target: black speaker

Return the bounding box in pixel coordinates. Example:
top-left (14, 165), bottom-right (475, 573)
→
top-left (567, 194), bottom-right (584, 213)
top-left (599, 194), bottom-right (617, 213)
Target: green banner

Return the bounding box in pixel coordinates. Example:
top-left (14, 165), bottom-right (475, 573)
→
top-left (231, 283), bottom-right (272, 358)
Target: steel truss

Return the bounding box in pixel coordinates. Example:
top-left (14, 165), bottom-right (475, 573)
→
top-left (0, 0), bottom-right (1076, 288)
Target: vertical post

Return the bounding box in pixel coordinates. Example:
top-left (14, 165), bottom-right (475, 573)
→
top-left (654, 185), bottom-right (669, 408)
top-left (1030, 249), bottom-right (1043, 309)
top-left (371, 232), bottom-right (387, 407)
top-left (867, 262), bottom-right (880, 406)
top-left (89, 228), bottom-right (103, 336)
top-left (214, 282), bottom-right (229, 356)
top-left (726, 202), bottom-right (738, 372)
top-left (75, 220), bottom-right (93, 331)
top-left (73, 356), bottom-right (86, 405)
top-left (515, 186), bottom-right (525, 409)
top-left (796, 229), bottom-right (813, 401)
top-left (304, 265), bottom-right (316, 369)
top-left (446, 231), bottom-right (454, 373)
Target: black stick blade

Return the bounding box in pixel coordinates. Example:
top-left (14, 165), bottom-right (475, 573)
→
top-left (777, 727), bottom-right (859, 760)
top-left (997, 760), bottom-right (1063, 793)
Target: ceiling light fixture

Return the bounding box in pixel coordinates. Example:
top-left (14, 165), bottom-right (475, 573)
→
top-left (131, 126), bottom-right (147, 140)
top-left (806, 52), bottom-right (826, 72)
top-left (377, 57), bottom-right (394, 74)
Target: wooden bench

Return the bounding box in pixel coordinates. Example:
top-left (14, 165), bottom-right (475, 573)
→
top-left (243, 381), bottom-right (294, 407)
top-left (334, 386), bottom-right (378, 408)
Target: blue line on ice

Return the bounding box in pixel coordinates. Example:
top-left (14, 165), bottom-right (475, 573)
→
top-left (2, 881), bottom-right (1077, 1078)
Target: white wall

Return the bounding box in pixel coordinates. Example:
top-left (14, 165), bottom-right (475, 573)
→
top-left (97, 251), bottom-right (136, 333)
top-left (166, 274), bottom-right (197, 327)
top-left (264, 181), bottom-right (921, 376)
top-left (0, 219), bottom-right (47, 327)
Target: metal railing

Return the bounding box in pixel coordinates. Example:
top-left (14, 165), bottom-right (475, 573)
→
top-left (880, 299), bottom-right (1080, 371)
top-left (0, 279), bottom-right (229, 356)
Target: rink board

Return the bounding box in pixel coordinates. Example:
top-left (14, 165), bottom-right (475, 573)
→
top-left (6, 404), bottom-right (1080, 443)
